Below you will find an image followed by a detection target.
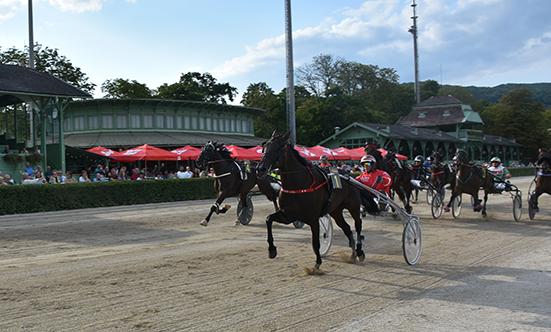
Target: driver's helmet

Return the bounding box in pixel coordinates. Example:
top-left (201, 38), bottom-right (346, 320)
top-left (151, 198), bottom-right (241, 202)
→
top-left (361, 155), bottom-right (376, 166)
top-left (414, 155), bottom-right (424, 162)
top-left (426, 156), bottom-right (433, 162)
top-left (490, 157), bottom-right (501, 164)
top-left (319, 155), bottom-right (328, 162)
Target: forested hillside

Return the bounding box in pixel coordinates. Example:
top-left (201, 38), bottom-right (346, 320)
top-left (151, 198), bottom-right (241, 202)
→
top-left (461, 83), bottom-right (551, 107)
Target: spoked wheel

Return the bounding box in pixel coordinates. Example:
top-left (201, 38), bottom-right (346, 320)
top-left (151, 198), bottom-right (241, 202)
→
top-left (402, 218), bottom-right (422, 265)
top-left (528, 193), bottom-right (536, 220)
top-left (452, 194), bottom-right (462, 219)
top-left (293, 221), bottom-right (305, 229)
top-left (513, 193), bottom-right (522, 222)
top-left (318, 214), bottom-right (333, 257)
top-left (431, 193), bottom-right (444, 219)
top-left (236, 194), bottom-right (254, 225)
top-left (426, 187), bottom-right (434, 205)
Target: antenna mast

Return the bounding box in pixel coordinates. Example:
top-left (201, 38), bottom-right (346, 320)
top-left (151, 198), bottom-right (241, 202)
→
top-left (409, 0), bottom-right (420, 104)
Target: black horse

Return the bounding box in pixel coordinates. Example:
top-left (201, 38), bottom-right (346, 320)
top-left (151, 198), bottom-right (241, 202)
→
top-left (444, 149), bottom-right (494, 217)
top-left (429, 150), bottom-right (455, 200)
top-left (529, 148), bottom-right (551, 215)
top-left (196, 142), bottom-right (279, 226)
top-left (256, 130), bottom-right (379, 272)
top-left (365, 145), bottom-right (413, 213)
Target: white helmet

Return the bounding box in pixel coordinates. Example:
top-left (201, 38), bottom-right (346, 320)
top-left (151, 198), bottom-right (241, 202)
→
top-left (491, 157), bottom-right (501, 163)
top-left (414, 155), bottom-right (424, 162)
top-left (319, 155), bottom-right (328, 161)
top-left (361, 155), bottom-right (376, 163)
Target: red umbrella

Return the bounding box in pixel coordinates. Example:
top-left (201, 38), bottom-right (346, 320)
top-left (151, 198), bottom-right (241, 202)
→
top-left (113, 144), bottom-right (174, 162)
top-left (86, 146), bottom-right (120, 159)
top-left (332, 147), bottom-right (365, 160)
top-left (247, 146), bottom-right (264, 159)
top-left (225, 145), bottom-right (262, 161)
top-left (305, 146), bottom-right (351, 161)
top-left (168, 146), bottom-right (201, 161)
top-left (295, 146), bottom-right (322, 161)
top-left (351, 147), bottom-right (408, 160)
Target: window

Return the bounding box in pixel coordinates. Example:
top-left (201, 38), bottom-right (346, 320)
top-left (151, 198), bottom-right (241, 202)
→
top-left (88, 116), bottom-right (99, 130)
top-left (199, 117), bottom-right (205, 130)
top-left (102, 115), bottom-right (113, 129)
top-left (131, 115), bottom-right (141, 128)
top-left (213, 118), bottom-right (218, 131)
top-left (184, 116), bottom-right (190, 129)
top-left (74, 116), bottom-right (85, 130)
top-left (117, 115), bottom-right (127, 129)
top-left (157, 115), bottom-right (164, 128)
top-left (219, 119), bottom-right (225, 131)
top-left (63, 118), bottom-right (71, 131)
top-left (225, 119), bottom-right (230, 132)
top-left (242, 120), bottom-right (248, 133)
top-left (206, 117), bottom-right (212, 131)
top-left (418, 112), bottom-right (426, 118)
top-left (236, 119), bottom-right (241, 132)
top-left (192, 116), bottom-right (198, 130)
top-left (143, 115), bottom-right (153, 128)
top-left (443, 109), bottom-right (451, 116)
top-left (177, 116), bottom-right (183, 129)
top-left (231, 119), bottom-right (236, 132)
top-left (166, 116), bottom-right (174, 129)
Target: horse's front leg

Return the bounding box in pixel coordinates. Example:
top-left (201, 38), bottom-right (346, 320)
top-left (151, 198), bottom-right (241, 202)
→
top-left (200, 192), bottom-right (231, 226)
top-left (398, 186), bottom-right (412, 213)
top-left (265, 210), bottom-right (286, 259)
top-left (481, 190), bottom-right (489, 218)
top-left (309, 220), bottom-right (323, 270)
top-left (444, 190), bottom-right (458, 212)
top-left (236, 192), bottom-right (248, 225)
top-left (531, 188), bottom-right (543, 212)
top-left (472, 191), bottom-right (482, 212)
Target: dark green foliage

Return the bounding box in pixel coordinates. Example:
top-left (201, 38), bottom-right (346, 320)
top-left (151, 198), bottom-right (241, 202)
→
top-left (0, 178), bottom-right (217, 216)
top-left (156, 72), bottom-right (237, 104)
top-left (101, 78), bottom-right (153, 98)
top-left (464, 83), bottom-right (551, 108)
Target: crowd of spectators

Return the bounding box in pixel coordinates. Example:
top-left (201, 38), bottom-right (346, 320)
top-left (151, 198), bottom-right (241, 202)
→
top-left (0, 161), bottom-right (210, 185)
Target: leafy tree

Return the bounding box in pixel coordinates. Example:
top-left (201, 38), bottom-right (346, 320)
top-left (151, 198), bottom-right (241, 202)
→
top-left (241, 82), bottom-right (286, 139)
top-left (480, 88), bottom-right (550, 159)
top-left (101, 78), bottom-right (152, 99)
top-left (420, 79), bottom-right (439, 101)
top-left (156, 72), bottom-right (237, 104)
top-left (0, 44), bottom-right (96, 94)
top-left (296, 54), bottom-right (344, 97)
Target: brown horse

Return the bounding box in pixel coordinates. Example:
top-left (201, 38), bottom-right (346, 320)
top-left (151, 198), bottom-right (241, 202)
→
top-left (444, 149), bottom-right (494, 217)
top-left (256, 130), bottom-right (379, 272)
top-left (196, 142), bottom-right (279, 226)
top-left (365, 145), bottom-right (413, 213)
top-left (529, 148), bottom-right (551, 215)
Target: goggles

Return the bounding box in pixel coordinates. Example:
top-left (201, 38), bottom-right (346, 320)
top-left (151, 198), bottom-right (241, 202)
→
top-left (363, 162), bottom-right (373, 167)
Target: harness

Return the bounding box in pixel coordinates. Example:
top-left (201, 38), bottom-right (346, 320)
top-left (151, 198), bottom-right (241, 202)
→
top-left (280, 166), bottom-right (327, 193)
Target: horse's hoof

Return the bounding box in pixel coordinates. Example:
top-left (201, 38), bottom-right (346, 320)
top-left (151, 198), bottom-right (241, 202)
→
top-left (411, 200), bottom-right (417, 204)
top-left (234, 219), bottom-right (242, 226)
top-left (444, 206), bottom-right (450, 212)
top-left (473, 204), bottom-right (483, 212)
top-left (224, 204), bottom-right (231, 210)
top-left (269, 247), bottom-right (277, 259)
top-left (358, 252), bottom-right (365, 262)
top-left (482, 211), bottom-right (487, 218)
top-left (200, 220), bottom-right (208, 226)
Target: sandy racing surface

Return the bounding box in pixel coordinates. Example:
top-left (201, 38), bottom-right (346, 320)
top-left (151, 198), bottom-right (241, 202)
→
top-left (1, 176), bottom-right (550, 331)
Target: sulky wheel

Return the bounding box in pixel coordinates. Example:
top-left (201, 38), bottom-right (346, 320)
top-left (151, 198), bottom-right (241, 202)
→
top-left (426, 187), bottom-right (434, 205)
top-left (431, 193), bottom-right (444, 219)
top-left (513, 193), bottom-right (522, 222)
top-left (452, 194), bottom-right (462, 219)
top-left (236, 194), bottom-right (254, 225)
top-left (318, 215), bottom-right (333, 257)
top-left (402, 218), bottom-right (422, 265)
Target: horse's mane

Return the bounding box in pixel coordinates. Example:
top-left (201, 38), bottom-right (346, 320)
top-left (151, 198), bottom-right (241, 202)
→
top-left (537, 148), bottom-right (551, 166)
top-left (214, 143), bottom-right (235, 161)
top-left (286, 142), bottom-right (311, 167)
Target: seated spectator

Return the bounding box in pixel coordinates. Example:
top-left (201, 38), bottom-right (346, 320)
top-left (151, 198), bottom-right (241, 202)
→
top-left (20, 147), bottom-right (29, 154)
top-left (208, 168), bottom-right (215, 177)
top-left (21, 172), bottom-right (46, 185)
top-left (155, 173), bottom-right (163, 180)
top-left (23, 162), bottom-right (35, 177)
top-left (4, 174), bottom-right (15, 185)
top-left (93, 172), bottom-right (106, 182)
top-left (65, 171), bottom-right (78, 183)
top-left (49, 170), bottom-right (62, 184)
top-left (79, 170), bottom-right (91, 183)
top-left (131, 167), bottom-right (140, 180)
top-left (0, 175), bottom-right (7, 185)
top-left (108, 168), bottom-right (121, 181)
top-left (136, 172), bottom-right (146, 180)
top-left (2, 145), bottom-right (9, 154)
top-left (45, 166), bottom-right (53, 182)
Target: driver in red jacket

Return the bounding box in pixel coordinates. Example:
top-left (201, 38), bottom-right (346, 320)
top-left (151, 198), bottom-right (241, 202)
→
top-left (356, 155), bottom-right (393, 196)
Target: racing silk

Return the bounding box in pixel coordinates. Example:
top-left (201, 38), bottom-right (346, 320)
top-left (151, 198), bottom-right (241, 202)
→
top-left (356, 169), bottom-right (393, 195)
top-left (488, 165), bottom-right (510, 181)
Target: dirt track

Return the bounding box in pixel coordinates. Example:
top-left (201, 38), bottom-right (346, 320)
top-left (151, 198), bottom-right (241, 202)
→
top-left (1, 176), bottom-right (550, 331)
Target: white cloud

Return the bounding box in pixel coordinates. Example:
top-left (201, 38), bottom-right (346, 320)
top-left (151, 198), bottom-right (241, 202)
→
top-left (0, 0), bottom-right (25, 23)
top-left (47, 0), bottom-right (103, 13)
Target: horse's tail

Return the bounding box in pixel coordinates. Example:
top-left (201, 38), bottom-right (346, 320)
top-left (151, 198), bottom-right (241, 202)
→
top-left (360, 189), bottom-right (381, 216)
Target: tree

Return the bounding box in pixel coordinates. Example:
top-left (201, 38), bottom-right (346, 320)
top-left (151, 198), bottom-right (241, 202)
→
top-left (101, 78), bottom-right (152, 99)
top-left (156, 72), bottom-right (237, 104)
top-left (296, 54), bottom-right (344, 97)
top-left (241, 82), bottom-right (285, 139)
top-left (481, 88), bottom-right (551, 159)
top-left (420, 79), bottom-right (439, 101)
top-left (0, 44), bottom-right (96, 94)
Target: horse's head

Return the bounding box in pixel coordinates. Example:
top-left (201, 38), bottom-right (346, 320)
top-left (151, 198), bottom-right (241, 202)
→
top-left (537, 148), bottom-right (551, 169)
top-left (257, 130), bottom-right (290, 178)
top-left (196, 142), bottom-right (217, 169)
top-left (364, 144), bottom-right (383, 167)
top-left (430, 151), bottom-right (442, 165)
top-left (455, 149), bottom-right (469, 167)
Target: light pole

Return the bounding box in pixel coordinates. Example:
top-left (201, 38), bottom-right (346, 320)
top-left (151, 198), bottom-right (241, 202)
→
top-left (285, 0), bottom-right (296, 144)
top-left (409, 0), bottom-right (420, 104)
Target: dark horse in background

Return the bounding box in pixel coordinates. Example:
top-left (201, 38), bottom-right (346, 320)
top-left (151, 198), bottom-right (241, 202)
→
top-left (429, 150), bottom-right (456, 200)
top-left (444, 149), bottom-right (494, 218)
top-left (529, 148), bottom-right (551, 215)
top-left (256, 130), bottom-right (379, 273)
top-left (196, 142), bottom-right (279, 226)
top-left (365, 145), bottom-right (413, 213)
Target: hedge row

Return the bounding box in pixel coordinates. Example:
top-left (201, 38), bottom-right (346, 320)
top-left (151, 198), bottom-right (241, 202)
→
top-left (0, 178), bottom-right (218, 216)
top-left (508, 167), bottom-right (537, 177)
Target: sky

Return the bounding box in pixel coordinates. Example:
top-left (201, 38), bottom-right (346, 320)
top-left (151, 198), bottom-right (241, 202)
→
top-left (1, 0), bottom-right (551, 103)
